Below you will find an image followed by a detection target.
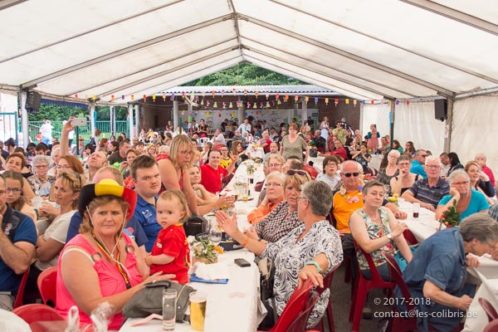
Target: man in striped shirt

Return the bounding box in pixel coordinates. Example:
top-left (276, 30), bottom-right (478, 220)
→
top-left (402, 156), bottom-right (450, 211)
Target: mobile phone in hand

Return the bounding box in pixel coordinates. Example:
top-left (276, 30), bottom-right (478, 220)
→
top-left (234, 258), bottom-right (251, 267)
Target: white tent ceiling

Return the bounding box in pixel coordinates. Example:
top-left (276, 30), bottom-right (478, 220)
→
top-left (1, 0), bottom-right (497, 103)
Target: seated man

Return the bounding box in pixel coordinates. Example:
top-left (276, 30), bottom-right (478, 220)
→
top-left (0, 176), bottom-right (36, 310)
top-left (402, 156), bottom-right (450, 211)
top-left (401, 214), bottom-right (498, 331)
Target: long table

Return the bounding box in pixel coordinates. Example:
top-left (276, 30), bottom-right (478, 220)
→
top-left (398, 199), bottom-right (498, 331)
top-left (120, 250), bottom-right (261, 332)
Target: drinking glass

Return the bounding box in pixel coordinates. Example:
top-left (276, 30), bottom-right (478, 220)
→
top-left (208, 221), bottom-right (222, 245)
top-left (162, 289), bottom-right (177, 331)
top-left (412, 203), bottom-right (420, 219)
top-left (190, 292), bottom-right (207, 331)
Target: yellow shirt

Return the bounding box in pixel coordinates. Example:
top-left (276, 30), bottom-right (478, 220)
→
top-left (332, 190), bottom-right (363, 233)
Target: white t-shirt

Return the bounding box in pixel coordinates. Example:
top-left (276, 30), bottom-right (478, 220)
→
top-left (35, 210), bottom-right (76, 271)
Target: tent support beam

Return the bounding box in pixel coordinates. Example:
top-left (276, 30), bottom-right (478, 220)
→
top-left (242, 36), bottom-right (417, 98)
top-left (0, 0), bottom-right (26, 11)
top-left (123, 56), bottom-right (242, 100)
top-left (18, 90), bottom-right (29, 147)
top-left (271, 0), bottom-right (498, 84)
top-left (238, 14), bottom-right (455, 98)
top-left (242, 38), bottom-right (415, 98)
top-left (228, 0), bottom-right (243, 58)
top-left (20, 14), bottom-right (234, 88)
top-left (65, 37), bottom-right (238, 96)
top-left (0, 0), bottom-right (185, 64)
top-left (97, 47), bottom-right (240, 99)
top-left (244, 54), bottom-right (374, 100)
top-left (443, 98), bottom-right (454, 152)
top-left (401, 0), bottom-right (498, 36)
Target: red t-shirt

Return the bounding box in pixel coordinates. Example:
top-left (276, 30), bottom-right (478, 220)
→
top-left (150, 225), bottom-right (190, 284)
top-left (200, 164), bottom-right (227, 194)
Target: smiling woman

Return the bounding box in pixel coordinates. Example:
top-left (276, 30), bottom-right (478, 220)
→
top-left (56, 179), bottom-right (172, 329)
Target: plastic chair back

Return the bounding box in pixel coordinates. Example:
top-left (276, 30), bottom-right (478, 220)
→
top-left (484, 319), bottom-right (498, 332)
top-left (480, 298), bottom-right (498, 322)
top-left (270, 279), bottom-right (316, 332)
top-left (37, 266), bottom-right (57, 307)
top-left (13, 267), bottom-right (30, 308)
top-left (13, 304), bottom-right (66, 332)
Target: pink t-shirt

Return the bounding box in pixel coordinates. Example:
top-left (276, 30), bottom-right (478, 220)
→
top-left (56, 234), bottom-right (143, 329)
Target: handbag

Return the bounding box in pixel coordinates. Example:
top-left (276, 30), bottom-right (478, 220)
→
top-left (123, 280), bottom-right (195, 322)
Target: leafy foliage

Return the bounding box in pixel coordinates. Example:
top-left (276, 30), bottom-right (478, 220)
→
top-left (439, 200), bottom-right (460, 227)
top-left (29, 104), bottom-right (128, 122)
top-left (183, 62), bottom-right (304, 86)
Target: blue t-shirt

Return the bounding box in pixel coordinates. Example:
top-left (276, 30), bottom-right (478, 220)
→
top-left (132, 195), bottom-right (161, 252)
top-left (66, 211), bottom-right (148, 247)
top-left (410, 160), bottom-right (427, 179)
top-left (0, 208), bottom-right (37, 293)
top-left (438, 189), bottom-right (490, 221)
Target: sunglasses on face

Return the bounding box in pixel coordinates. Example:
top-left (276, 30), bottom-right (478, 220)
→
top-left (343, 172), bottom-right (360, 178)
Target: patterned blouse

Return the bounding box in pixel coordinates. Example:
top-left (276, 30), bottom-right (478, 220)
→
top-left (355, 207), bottom-right (395, 271)
top-left (255, 201), bottom-right (301, 242)
top-left (262, 220), bottom-right (343, 327)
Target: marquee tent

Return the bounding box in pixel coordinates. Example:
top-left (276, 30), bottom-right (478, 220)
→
top-left (0, 0), bottom-right (497, 170)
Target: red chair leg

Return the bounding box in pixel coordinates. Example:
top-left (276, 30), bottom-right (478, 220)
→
top-left (327, 300), bottom-right (335, 332)
top-left (351, 282), bottom-right (368, 332)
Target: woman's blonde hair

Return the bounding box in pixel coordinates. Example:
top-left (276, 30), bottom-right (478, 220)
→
top-left (284, 172), bottom-right (311, 190)
top-left (157, 190), bottom-right (190, 224)
top-left (80, 196), bottom-right (128, 234)
top-left (169, 135), bottom-right (193, 168)
top-left (57, 171), bottom-right (86, 209)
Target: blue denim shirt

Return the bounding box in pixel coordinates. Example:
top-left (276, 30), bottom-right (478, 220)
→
top-left (132, 195), bottom-right (160, 252)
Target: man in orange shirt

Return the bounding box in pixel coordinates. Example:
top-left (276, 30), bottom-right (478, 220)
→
top-left (332, 161), bottom-right (364, 259)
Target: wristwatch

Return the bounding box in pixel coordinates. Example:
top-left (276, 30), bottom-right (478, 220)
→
top-left (386, 233), bottom-right (393, 241)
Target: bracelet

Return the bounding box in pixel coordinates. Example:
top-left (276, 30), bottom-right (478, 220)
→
top-left (239, 236), bottom-right (250, 247)
top-left (305, 260), bottom-right (322, 273)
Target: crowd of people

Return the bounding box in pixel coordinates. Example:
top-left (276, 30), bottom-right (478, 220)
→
top-left (0, 114), bottom-right (497, 331)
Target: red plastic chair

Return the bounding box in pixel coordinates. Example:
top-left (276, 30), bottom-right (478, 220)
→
top-left (13, 304), bottom-right (66, 332)
top-left (484, 319), bottom-right (498, 332)
top-left (316, 270), bottom-right (337, 332)
top-left (37, 266), bottom-right (57, 307)
top-left (480, 298), bottom-right (498, 322)
top-left (403, 229), bottom-right (419, 246)
top-left (349, 243), bottom-right (398, 332)
top-left (269, 279), bottom-right (319, 332)
top-left (13, 267), bottom-right (30, 308)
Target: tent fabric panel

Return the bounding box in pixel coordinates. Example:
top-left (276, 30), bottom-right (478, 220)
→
top-left (244, 50), bottom-right (385, 100)
top-left (361, 104), bottom-right (391, 142)
top-left (36, 23), bottom-right (238, 96)
top-left (65, 42), bottom-right (240, 99)
top-left (99, 51), bottom-right (242, 101)
top-left (393, 101), bottom-right (445, 156)
top-left (119, 57), bottom-right (243, 103)
top-left (0, 0), bottom-right (175, 59)
top-left (241, 38), bottom-right (414, 99)
top-left (244, 55), bottom-right (376, 101)
top-left (239, 21), bottom-right (436, 97)
top-left (452, 95), bottom-right (498, 175)
top-left (274, 0), bottom-right (498, 81)
top-left (0, 0), bottom-right (231, 85)
top-left (235, 0), bottom-right (497, 93)
top-left (431, 0), bottom-right (498, 25)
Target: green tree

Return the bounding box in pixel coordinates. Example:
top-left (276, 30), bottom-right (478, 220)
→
top-left (183, 62), bottom-right (304, 86)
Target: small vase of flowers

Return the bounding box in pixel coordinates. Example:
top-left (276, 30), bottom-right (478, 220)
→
top-left (439, 200), bottom-right (460, 229)
top-left (191, 238), bottom-right (223, 264)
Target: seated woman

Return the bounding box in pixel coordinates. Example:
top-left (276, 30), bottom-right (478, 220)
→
top-left (247, 172), bottom-right (285, 225)
top-left (316, 155), bottom-right (341, 191)
top-left (350, 180), bottom-right (413, 280)
top-left (249, 171), bottom-right (310, 243)
top-left (3, 153), bottom-right (36, 202)
top-left (3, 171), bottom-right (37, 223)
top-left (465, 161), bottom-right (496, 202)
top-left (217, 181), bottom-right (343, 327)
top-left (436, 169), bottom-right (489, 221)
top-left (189, 165), bottom-right (234, 215)
top-left (390, 155), bottom-right (420, 196)
top-left (351, 143), bottom-right (371, 174)
top-left (56, 179), bottom-right (172, 329)
top-left (27, 155), bottom-right (55, 198)
top-left (377, 149), bottom-right (400, 192)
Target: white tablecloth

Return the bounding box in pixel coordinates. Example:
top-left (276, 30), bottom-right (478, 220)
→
top-left (120, 250), bottom-right (261, 332)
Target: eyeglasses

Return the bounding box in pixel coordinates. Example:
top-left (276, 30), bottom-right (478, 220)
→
top-left (286, 169), bottom-right (308, 176)
top-left (452, 181), bottom-right (469, 185)
top-left (298, 195), bottom-right (309, 202)
top-left (34, 164), bottom-right (48, 168)
top-left (343, 172), bottom-right (360, 178)
top-left (265, 183), bottom-right (282, 188)
top-left (6, 188), bottom-right (21, 193)
top-left (269, 163), bottom-right (282, 167)
top-left (426, 165), bottom-right (440, 169)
